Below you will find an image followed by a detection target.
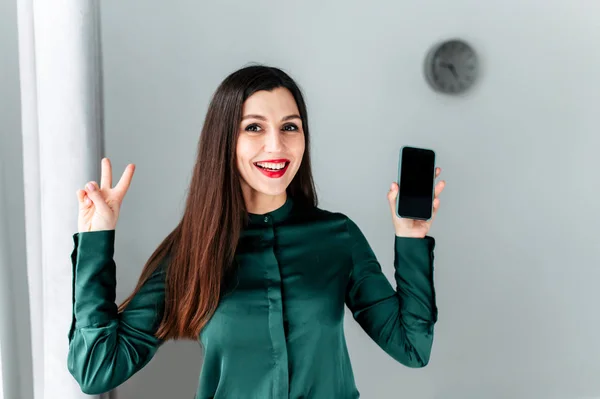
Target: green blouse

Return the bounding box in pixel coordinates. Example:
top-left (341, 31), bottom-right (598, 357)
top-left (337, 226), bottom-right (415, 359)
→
top-left (67, 196), bottom-right (437, 398)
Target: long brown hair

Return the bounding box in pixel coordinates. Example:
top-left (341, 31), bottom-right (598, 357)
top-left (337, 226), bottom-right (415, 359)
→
top-left (117, 65), bottom-right (318, 340)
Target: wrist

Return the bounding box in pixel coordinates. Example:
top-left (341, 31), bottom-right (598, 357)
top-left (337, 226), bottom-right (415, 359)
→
top-left (395, 230), bottom-right (425, 239)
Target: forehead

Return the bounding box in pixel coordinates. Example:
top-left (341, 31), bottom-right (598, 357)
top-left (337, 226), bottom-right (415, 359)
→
top-left (242, 87), bottom-right (299, 116)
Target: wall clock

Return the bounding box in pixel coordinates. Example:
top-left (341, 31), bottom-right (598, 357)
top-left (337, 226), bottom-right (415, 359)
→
top-left (424, 39), bottom-right (479, 94)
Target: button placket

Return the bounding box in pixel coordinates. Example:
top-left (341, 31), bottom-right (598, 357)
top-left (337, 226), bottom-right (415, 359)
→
top-left (262, 219), bottom-right (288, 397)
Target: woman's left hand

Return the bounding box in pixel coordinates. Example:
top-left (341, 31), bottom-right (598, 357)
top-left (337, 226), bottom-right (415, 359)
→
top-left (388, 167), bottom-right (445, 238)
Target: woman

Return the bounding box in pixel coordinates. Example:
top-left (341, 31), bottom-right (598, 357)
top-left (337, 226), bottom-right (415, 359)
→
top-left (68, 65), bottom-right (445, 398)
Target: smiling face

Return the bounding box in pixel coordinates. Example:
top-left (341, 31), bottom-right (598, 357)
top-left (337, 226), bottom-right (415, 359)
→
top-left (236, 87), bottom-right (305, 213)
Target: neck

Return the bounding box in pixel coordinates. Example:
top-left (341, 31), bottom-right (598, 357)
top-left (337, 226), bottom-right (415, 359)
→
top-left (243, 190), bottom-right (287, 215)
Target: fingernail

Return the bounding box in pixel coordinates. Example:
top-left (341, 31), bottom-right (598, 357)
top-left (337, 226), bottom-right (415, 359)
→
top-left (86, 182), bottom-right (95, 191)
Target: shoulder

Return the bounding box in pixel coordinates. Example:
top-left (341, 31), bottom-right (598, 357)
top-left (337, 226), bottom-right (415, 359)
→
top-left (296, 203), bottom-right (348, 222)
top-left (298, 205), bottom-right (360, 236)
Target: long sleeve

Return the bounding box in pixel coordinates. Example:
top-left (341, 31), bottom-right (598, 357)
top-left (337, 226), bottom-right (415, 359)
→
top-left (344, 217), bottom-right (437, 367)
top-left (67, 229), bottom-right (167, 395)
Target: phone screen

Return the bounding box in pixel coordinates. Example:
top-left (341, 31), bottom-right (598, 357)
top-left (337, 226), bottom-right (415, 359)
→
top-left (397, 147), bottom-right (436, 220)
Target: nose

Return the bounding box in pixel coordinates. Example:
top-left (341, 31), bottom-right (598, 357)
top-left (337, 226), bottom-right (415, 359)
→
top-left (263, 128), bottom-right (283, 152)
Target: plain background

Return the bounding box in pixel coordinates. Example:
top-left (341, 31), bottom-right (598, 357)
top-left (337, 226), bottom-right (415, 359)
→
top-left (2, 1), bottom-right (600, 398)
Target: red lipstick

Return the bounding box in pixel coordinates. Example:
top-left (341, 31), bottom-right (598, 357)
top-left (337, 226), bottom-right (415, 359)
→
top-left (256, 158), bottom-right (289, 163)
top-left (253, 159), bottom-right (290, 179)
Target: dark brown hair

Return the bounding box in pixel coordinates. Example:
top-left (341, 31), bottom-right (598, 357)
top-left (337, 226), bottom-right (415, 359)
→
top-left (117, 65), bottom-right (318, 340)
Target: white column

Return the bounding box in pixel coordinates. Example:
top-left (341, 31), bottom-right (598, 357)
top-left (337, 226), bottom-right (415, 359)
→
top-left (16, 0), bottom-right (43, 398)
top-left (18, 0), bottom-right (111, 398)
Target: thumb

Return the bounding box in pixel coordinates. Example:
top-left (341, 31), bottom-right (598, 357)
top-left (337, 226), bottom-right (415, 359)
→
top-left (387, 182), bottom-right (399, 215)
top-left (84, 182), bottom-right (112, 214)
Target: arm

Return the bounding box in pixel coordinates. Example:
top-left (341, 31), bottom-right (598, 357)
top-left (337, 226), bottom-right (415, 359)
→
top-left (67, 229), bottom-right (167, 394)
top-left (344, 217), bottom-right (437, 367)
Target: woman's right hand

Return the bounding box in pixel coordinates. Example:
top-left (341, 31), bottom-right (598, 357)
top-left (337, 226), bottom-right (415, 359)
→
top-left (76, 158), bottom-right (136, 233)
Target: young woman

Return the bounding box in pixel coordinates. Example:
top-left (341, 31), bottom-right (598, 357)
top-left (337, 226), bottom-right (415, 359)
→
top-left (68, 65), bottom-right (445, 399)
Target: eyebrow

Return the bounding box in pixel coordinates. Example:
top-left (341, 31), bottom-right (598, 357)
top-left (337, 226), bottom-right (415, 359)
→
top-left (241, 114), bottom-right (301, 122)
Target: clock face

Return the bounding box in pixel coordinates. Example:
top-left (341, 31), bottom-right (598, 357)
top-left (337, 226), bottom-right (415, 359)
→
top-left (425, 39), bottom-right (478, 94)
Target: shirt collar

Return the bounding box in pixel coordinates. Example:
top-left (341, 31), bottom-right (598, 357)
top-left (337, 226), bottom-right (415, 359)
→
top-left (247, 195), bottom-right (294, 225)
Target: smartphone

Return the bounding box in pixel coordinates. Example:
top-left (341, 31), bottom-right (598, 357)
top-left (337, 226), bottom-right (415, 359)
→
top-left (395, 146), bottom-right (436, 220)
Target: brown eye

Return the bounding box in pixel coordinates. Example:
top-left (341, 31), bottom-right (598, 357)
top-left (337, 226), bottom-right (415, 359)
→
top-left (283, 124), bottom-right (299, 131)
top-left (245, 124), bottom-right (261, 132)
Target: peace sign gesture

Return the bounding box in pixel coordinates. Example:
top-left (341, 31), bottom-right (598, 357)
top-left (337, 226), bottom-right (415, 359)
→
top-left (76, 158), bottom-right (136, 233)
top-left (388, 167), bottom-right (445, 238)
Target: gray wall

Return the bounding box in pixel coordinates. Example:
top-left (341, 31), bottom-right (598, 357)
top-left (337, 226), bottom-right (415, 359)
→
top-left (3, 1), bottom-right (600, 398)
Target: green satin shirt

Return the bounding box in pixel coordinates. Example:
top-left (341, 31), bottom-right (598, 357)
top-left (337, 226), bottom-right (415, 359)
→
top-left (67, 196), bottom-right (438, 398)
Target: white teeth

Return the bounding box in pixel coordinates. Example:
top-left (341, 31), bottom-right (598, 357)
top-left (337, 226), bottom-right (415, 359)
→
top-left (256, 162), bottom-right (286, 170)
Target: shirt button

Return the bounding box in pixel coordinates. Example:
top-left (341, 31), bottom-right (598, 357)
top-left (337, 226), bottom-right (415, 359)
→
top-left (264, 216), bottom-right (269, 223)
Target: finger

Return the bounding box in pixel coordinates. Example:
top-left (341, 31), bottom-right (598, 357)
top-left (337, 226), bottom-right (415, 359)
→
top-left (429, 198), bottom-right (440, 223)
top-left (100, 158), bottom-right (112, 190)
top-left (84, 181), bottom-right (111, 213)
top-left (434, 180), bottom-right (446, 198)
top-left (114, 163), bottom-right (136, 197)
top-left (435, 167), bottom-right (442, 178)
top-left (387, 182), bottom-right (399, 215)
top-left (76, 189), bottom-right (86, 202)
top-left (76, 189), bottom-right (92, 206)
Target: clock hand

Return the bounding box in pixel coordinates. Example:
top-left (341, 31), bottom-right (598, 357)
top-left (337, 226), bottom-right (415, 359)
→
top-left (439, 61), bottom-right (459, 79)
top-left (448, 64), bottom-right (459, 79)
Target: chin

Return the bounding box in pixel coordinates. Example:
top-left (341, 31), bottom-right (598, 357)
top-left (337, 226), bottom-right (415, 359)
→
top-left (254, 183), bottom-right (289, 197)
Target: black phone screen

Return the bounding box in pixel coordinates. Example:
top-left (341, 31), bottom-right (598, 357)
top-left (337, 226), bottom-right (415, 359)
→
top-left (397, 147), bottom-right (436, 220)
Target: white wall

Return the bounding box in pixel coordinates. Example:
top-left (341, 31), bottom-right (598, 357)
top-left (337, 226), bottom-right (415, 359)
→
top-left (2, 0), bottom-right (600, 398)
top-left (0, 0), bottom-right (33, 398)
